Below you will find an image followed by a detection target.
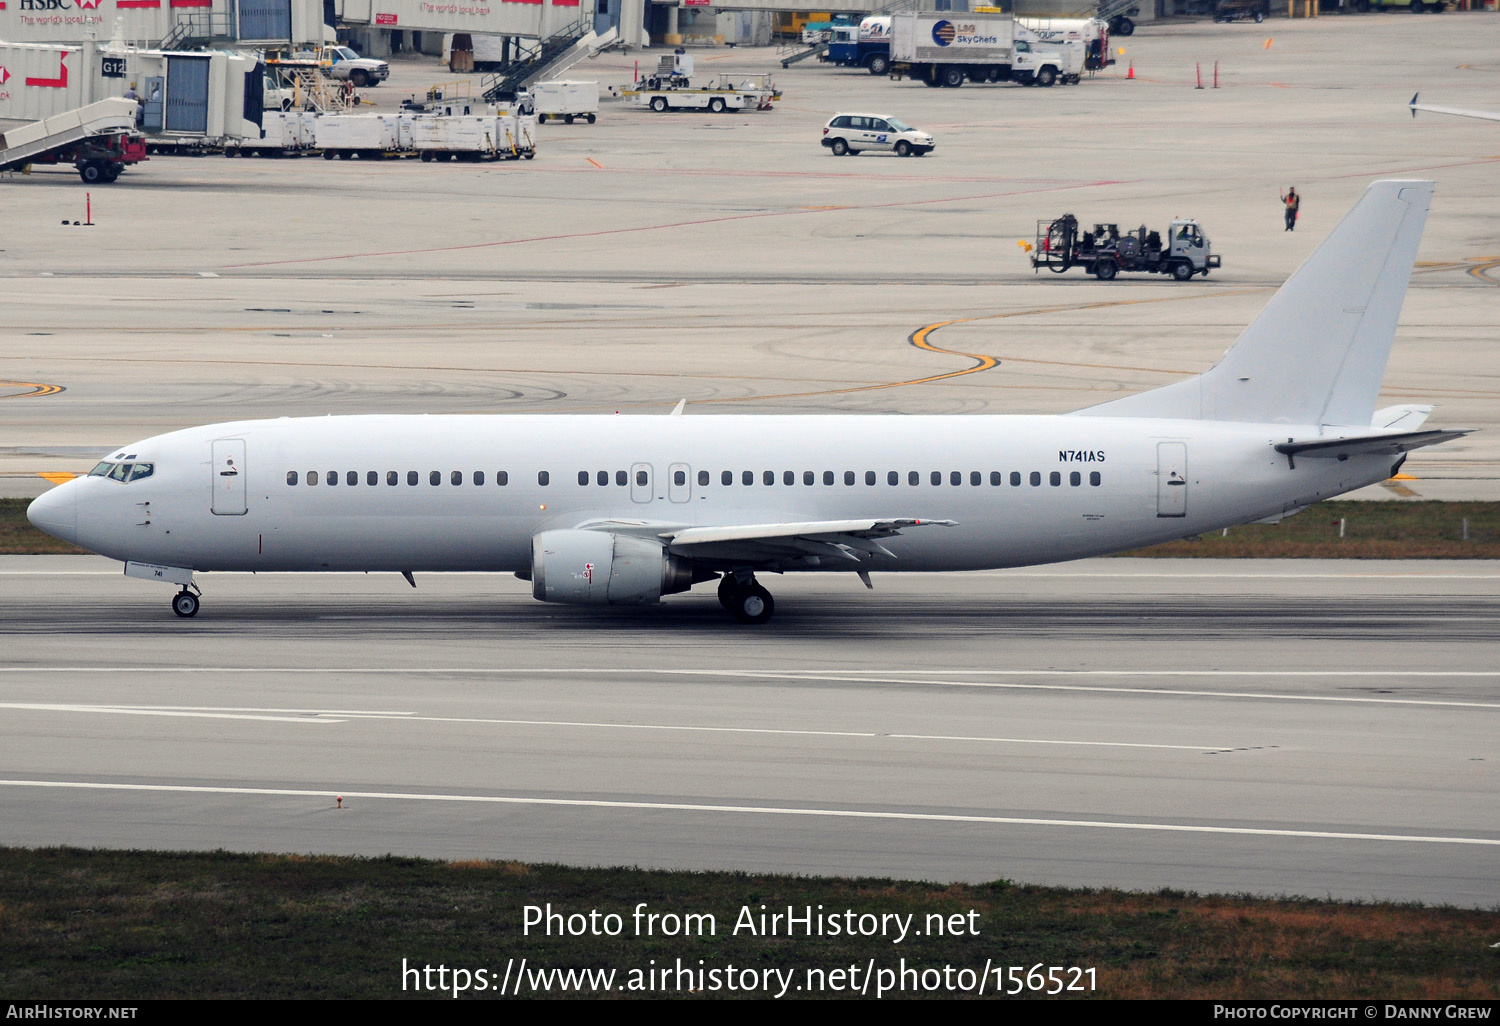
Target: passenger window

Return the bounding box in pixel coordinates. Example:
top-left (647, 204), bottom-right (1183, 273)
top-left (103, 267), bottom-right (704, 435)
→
top-left (327, 470), bottom-right (338, 487)
top-left (722, 470), bottom-right (733, 486)
top-left (475, 471), bottom-right (485, 486)
top-left (871, 119), bottom-right (890, 132)
top-left (843, 471), bottom-right (855, 486)
top-left (540, 471), bottom-right (551, 486)
top-left (1030, 472), bottom-right (1041, 486)
top-left (990, 471), bottom-right (1001, 486)
top-left (388, 471), bottom-right (398, 486)
top-left (308, 471), bottom-right (319, 486)
top-left (823, 471), bottom-right (834, 485)
top-left (497, 471), bottom-right (509, 486)
top-left (452, 471), bottom-right (462, 486)
top-left (408, 471), bottom-right (418, 486)
top-left (578, 470), bottom-right (590, 486)
top-left (430, 471), bottom-right (441, 486)
top-left (287, 471), bottom-right (298, 486)
top-left (675, 470), bottom-right (687, 486)
top-left (931, 471), bottom-right (941, 486)
top-left (782, 470), bottom-right (793, 486)
top-left (970, 471), bottom-right (981, 486)
top-left (1050, 472), bottom-right (1061, 486)
top-left (887, 471), bottom-right (898, 486)
top-left (344, 471), bottom-right (355, 486)
top-left (764, 471), bottom-right (775, 486)
top-left (865, 471), bottom-right (876, 486)
top-left (1090, 472), bottom-right (1101, 486)
top-left (1070, 471), bottom-right (1081, 486)
top-left (615, 470), bottom-right (626, 486)
top-left (804, 471), bottom-right (814, 486)
top-left (367, 471), bottom-right (377, 486)
top-left (1011, 472), bottom-right (1022, 487)
top-left (636, 469), bottom-right (648, 487)
top-left (743, 470), bottom-right (753, 486)
top-left (949, 471), bottom-right (961, 486)
top-left (613, 471), bottom-right (623, 487)
top-left (908, 471), bottom-right (919, 486)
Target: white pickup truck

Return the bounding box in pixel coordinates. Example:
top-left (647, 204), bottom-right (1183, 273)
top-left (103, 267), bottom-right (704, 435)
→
top-left (320, 46), bottom-right (390, 88)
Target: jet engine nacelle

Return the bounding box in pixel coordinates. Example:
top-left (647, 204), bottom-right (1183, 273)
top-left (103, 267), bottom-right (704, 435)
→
top-left (531, 530), bottom-right (705, 604)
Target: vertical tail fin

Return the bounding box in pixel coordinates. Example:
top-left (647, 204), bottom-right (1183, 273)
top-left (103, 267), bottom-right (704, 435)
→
top-left (1075, 180), bottom-right (1433, 426)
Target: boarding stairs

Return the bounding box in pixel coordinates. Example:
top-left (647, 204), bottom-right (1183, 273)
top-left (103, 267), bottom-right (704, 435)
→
top-left (481, 22), bottom-right (617, 102)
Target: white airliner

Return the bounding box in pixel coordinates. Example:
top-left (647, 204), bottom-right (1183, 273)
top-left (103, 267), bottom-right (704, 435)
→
top-left (27, 180), bottom-right (1468, 624)
top-left (1409, 93), bottom-right (1500, 123)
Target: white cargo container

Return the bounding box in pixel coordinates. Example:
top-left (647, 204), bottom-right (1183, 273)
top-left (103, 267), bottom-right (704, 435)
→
top-left (226, 110), bottom-right (317, 155)
top-left (411, 113), bottom-right (534, 161)
top-left (315, 112), bottom-right (408, 158)
top-left (0, 41), bottom-right (262, 143)
top-left (532, 81), bottom-right (597, 125)
top-left (0, 0), bottom-right (324, 45)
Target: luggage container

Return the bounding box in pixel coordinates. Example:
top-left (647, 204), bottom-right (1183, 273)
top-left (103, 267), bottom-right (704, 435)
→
top-left (316, 113), bottom-right (408, 159)
top-left (532, 81), bottom-right (599, 125)
top-left (411, 113), bottom-right (535, 161)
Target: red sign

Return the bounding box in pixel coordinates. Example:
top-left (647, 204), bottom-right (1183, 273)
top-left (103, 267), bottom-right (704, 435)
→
top-left (375, 11), bottom-right (397, 23)
top-left (116, 1), bottom-right (163, 7)
top-left (26, 52), bottom-right (68, 89)
top-left (683, 0), bottom-right (711, 5)
top-left (0, 66), bottom-right (9, 86)
top-left (170, 0), bottom-right (214, 6)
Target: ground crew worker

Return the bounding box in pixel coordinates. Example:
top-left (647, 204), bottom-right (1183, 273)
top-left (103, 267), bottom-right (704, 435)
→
top-left (1281, 187), bottom-right (1300, 232)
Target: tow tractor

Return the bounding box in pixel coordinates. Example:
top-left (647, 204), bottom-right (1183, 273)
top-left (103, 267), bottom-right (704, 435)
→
top-left (1031, 214), bottom-right (1221, 281)
top-left (627, 53), bottom-right (781, 112)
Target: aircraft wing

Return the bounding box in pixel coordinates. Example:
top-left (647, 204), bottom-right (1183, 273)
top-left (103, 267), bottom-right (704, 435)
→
top-left (1409, 94), bottom-right (1500, 123)
top-left (660, 518), bottom-right (958, 566)
top-left (1274, 428), bottom-right (1471, 459)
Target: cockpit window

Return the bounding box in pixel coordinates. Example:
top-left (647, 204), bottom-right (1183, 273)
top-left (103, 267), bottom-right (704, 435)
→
top-left (128, 463), bottom-right (154, 481)
top-left (89, 462), bottom-right (113, 477)
top-left (108, 463), bottom-right (131, 482)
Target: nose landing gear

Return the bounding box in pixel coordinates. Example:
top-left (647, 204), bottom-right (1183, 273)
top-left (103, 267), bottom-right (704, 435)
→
top-left (717, 573), bottom-right (774, 625)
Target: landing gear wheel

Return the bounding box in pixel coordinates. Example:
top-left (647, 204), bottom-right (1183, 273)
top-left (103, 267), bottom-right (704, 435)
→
top-left (729, 583), bottom-right (774, 625)
top-left (172, 590), bottom-right (200, 618)
top-left (1171, 260), bottom-right (1194, 282)
top-left (708, 97), bottom-right (726, 113)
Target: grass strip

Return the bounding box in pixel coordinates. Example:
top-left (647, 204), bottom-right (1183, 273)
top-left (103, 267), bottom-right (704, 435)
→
top-left (0, 847), bottom-right (1496, 999)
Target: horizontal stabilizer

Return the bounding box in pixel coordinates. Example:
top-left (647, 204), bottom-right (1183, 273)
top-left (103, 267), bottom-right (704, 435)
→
top-left (1274, 428), bottom-right (1471, 460)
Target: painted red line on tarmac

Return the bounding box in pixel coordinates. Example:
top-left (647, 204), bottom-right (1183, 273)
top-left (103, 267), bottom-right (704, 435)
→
top-left (220, 180), bottom-right (1124, 269)
top-left (585, 157), bottom-right (604, 168)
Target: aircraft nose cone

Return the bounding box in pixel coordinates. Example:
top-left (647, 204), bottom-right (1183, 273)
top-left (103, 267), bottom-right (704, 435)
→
top-left (27, 484), bottom-right (78, 545)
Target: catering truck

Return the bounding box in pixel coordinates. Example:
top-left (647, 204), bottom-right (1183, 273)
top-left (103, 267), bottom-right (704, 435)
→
top-left (888, 11), bottom-right (1082, 88)
top-left (821, 16), bottom-right (893, 75)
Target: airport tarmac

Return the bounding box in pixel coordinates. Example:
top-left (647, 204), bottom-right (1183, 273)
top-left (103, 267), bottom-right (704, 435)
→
top-left (2, 18), bottom-right (1498, 498)
top-left (2, 556), bottom-right (1498, 907)
top-left (2, 17), bottom-right (1499, 908)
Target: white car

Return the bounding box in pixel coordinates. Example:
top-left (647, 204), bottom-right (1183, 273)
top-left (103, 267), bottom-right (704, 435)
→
top-left (821, 113), bottom-right (934, 157)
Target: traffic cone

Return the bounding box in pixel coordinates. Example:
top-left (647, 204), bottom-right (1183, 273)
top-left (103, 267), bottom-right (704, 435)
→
top-left (1127, 60), bottom-right (1134, 80)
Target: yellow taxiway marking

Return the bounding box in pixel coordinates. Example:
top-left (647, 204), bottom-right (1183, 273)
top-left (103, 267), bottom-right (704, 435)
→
top-left (694, 290), bottom-right (1253, 406)
top-left (37, 472), bottom-right (78, 485)
top-left (0, 381), bottom-right (65, 399)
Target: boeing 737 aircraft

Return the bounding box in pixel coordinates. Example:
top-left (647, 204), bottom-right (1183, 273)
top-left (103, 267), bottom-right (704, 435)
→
top-left (27, 180), bottom-right (1468, 624)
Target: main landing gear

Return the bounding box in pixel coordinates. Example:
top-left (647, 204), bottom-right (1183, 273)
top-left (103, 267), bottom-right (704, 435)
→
top-left (172, 585), bottom-right (202, 618)
top-left (717, 572), bottom-right (774, 625)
